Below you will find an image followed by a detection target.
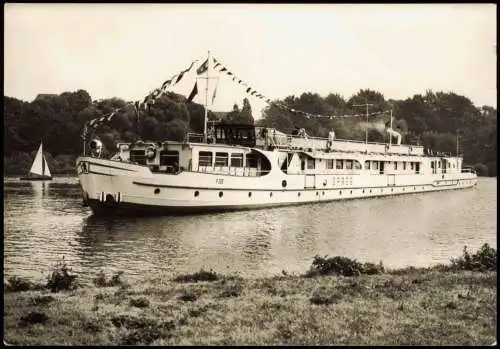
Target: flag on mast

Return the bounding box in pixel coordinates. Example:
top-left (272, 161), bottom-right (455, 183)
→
top-left (212, 79), bottom-right (218, 104)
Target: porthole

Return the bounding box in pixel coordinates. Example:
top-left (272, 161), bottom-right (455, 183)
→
top-left (322, 191), bottom-right (325, 196)
top-left (248, 192), bottom-right (252, 198)
top-left (391, 188), bottom-right (393, 192)
top-left (219, 191), bottom-right (223, 198)
top-left (316, 192), bottom-right (319, 196)
top-left (298, 192), bottom-right (301, 197)
top-left (339, 190), bottom-right (342, 195)
top-left (369, 189), bottom-right (372, 193)
top-left (422, 186), bottom-right (424, 190)
top-left (350, 190), bottom-right (352, 194)
top-left (154, 188), bottom-right (160, 195)
top-left (282, 180), bottom-right (287, 188)
top-left (270, 192), bottom-right (273, 198)
top-left (381, 189), bottom-right (383, 193)
top-left (362, 189), bottom-right (365, 193)
top-left (414, 186), bottom-right (416, 190)
top-left (194, 191), bottom-right (199, 197)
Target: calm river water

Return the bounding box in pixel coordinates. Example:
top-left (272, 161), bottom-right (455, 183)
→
top-left (3, 177), bottom-right (497, 284)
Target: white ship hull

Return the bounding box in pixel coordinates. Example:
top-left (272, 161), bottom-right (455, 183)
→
top-left (76, 153), bottom-right (478, 216)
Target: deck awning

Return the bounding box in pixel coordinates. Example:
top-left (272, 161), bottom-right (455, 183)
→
top-left (301, 151), bottom-right (423, 162)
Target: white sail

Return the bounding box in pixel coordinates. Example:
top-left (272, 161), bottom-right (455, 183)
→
top-left (29, 143), bottom-right (44, 176)
top-left (43, 156), bottom-right (51, 177)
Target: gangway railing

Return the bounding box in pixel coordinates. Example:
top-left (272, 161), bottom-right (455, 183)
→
top-left (461, 167), bottom-right (476, 174)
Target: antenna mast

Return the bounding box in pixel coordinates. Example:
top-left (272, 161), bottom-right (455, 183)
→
top-left (353, 102), bottom-right (374, 151)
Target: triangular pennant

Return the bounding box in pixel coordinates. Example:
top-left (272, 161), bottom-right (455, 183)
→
top-left (212, 82), bottom-right (218, 104)
top-left (184, 60), bottom-right (196, 73)
top-left (220, 67), bottom-right (227, 72)
top-left (175, 72), bottom-right (185, 84)
top-left (188, 82), bottom-right (198, 102)
top-left (246, 87), bottom-right (251, 93)
top-left (161, 79), bottom-right (172, 89)
top-left (106, 111), bottom-right (115, 121)
top-left (197, 58), bottom-right (209, 75)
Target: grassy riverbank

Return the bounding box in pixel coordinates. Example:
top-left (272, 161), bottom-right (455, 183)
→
top-left (4, 245), bottom-right (497, 345)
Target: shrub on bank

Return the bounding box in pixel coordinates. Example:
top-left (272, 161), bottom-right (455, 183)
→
top-left (4, 244), bottom-right (496, 295)
top-left (4, 276), bottom-right (45, 293)
top-left (304, 255), bottom-right (385, 277)
top-left (450, 243), bottom-right (496, 272)
top-left (46, 259), bottom-right (78, 293)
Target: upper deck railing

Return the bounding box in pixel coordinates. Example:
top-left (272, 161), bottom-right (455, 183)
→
top-left (186, 133), bottom-right (205, 143)
top-left (185, 128), bottom-right (438, 157)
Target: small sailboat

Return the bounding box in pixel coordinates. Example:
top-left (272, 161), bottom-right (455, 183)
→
top-left (20, 141), bottom-right (52, 181)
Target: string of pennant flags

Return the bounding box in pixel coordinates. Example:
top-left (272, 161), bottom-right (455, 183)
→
top-left (82, 55), bottom-right (392, 140)
top-left (82, 60), bottom-right (199, 140)
top-left (191, 56), bottom-right (390, 120)
top-left (141, 59), bottom-right (198, 109)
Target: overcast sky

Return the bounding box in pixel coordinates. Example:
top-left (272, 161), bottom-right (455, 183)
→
top-left (4, 4), bottom-right (497, 118)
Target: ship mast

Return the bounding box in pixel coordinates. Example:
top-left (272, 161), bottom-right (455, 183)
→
top-left (41, 140), bottom-right (45, 176)
top-left (203, 50), bottom-right (211, 143)
top-left (389, 109), bottom-right (393, 147)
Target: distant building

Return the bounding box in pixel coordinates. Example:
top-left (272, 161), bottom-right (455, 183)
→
top-left (34, 93), bottom-right (58, 101)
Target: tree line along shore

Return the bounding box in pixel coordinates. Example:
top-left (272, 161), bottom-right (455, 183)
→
top-left (4, 88), bottom-right (497, 176)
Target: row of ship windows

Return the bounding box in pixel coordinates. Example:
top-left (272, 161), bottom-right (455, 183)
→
top-left (133, 149), bottom-right (458, 172)
top-left (151, 180), bottom-right (473, 198)
top-left (199, 151), bottom-right (251, 167)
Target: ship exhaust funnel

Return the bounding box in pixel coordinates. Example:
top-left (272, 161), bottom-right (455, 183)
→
top-left (387, 128), bottom-right (402, 145)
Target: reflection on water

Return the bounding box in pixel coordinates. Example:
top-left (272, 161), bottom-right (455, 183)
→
top-left (3, 177), bottom-right (497, 284)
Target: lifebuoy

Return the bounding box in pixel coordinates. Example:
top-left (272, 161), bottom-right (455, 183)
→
top-left (146, 146), bottom-right (156, 160)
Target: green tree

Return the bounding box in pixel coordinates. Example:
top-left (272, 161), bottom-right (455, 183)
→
top-left (240, 98), bottom-right (254, 125)
top-left (224, 103), bottom-right (241, 124)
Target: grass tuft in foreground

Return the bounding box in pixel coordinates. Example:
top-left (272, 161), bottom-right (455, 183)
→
top-left (172, 268), bottom-right (219, 283)
top-left (93, 270), bottom-right (126, 288)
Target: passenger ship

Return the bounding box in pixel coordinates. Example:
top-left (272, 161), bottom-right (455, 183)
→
top-left (76, 55), bottom-right (478, 215)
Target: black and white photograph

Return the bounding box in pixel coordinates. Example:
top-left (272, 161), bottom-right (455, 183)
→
top-left (3, 3), bottom-right (496, 345)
